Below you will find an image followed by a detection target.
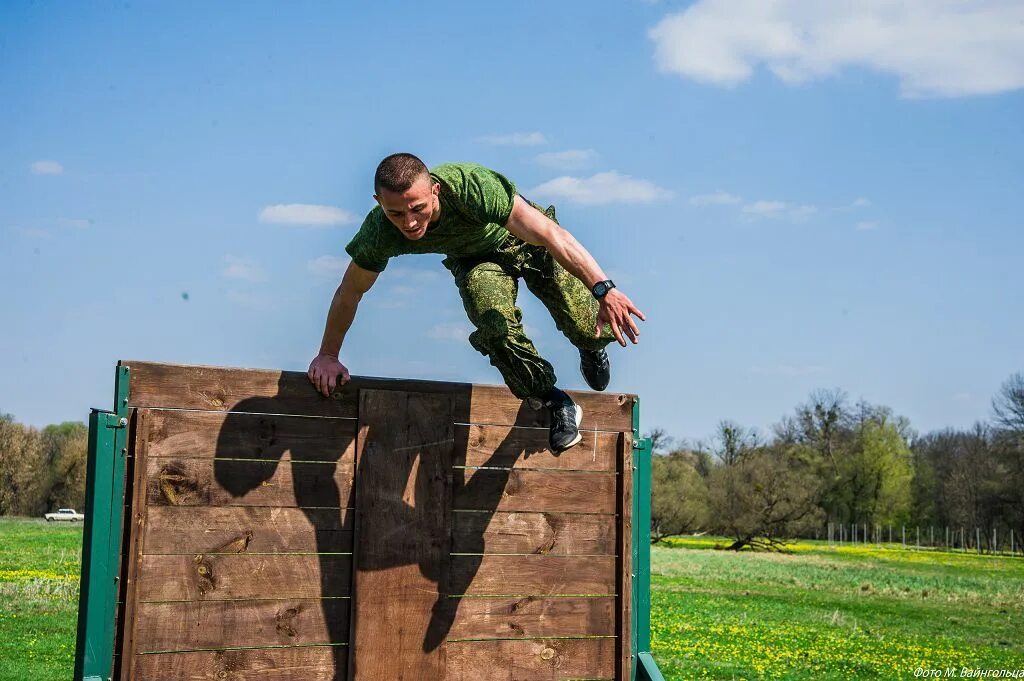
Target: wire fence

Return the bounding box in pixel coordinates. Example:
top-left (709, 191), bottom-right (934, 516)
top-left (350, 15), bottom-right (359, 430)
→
top-left (824, 522), bottom-right (1024, 556)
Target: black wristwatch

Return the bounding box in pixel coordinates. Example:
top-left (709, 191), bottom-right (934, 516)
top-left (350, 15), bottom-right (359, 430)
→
top-left (591, 279), bottom-right (616, 299)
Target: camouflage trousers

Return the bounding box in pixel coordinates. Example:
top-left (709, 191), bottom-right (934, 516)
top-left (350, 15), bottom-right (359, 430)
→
top-left (442, 202), bottom-right (615, 400)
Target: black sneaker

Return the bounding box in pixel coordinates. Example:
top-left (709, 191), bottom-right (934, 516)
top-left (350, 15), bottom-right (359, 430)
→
top-left (579, 348), bottom-right (610, 391)
top-left (544, 388), bottom-right (583, 453)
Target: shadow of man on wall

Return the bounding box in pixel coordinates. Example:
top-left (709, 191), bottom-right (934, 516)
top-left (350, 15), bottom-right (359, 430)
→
top-left (209, 375), bottom-right (548, 680)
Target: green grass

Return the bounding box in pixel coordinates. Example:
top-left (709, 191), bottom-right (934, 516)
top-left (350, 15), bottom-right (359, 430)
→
top-left (0, 518), bottom-right (83, 681)
top-left (650, 536), bottom-right (1024, 680)
top-left (2, 519), bottom-right (1022, 680)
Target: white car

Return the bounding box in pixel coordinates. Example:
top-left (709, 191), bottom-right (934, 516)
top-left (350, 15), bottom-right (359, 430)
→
top-left (44, 508), bottom-right (85, 522)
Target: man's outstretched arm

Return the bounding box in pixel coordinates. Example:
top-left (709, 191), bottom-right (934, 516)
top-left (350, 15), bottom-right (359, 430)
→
top-left (308, 260), bottom-right (379, 396)
top-left (504, 195), bottom-right (646, 346)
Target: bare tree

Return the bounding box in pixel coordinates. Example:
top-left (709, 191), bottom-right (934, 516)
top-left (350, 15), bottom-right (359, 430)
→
top-left (707, 445), bottom-right (824, 551)
top-left (993, 373), bottom-right (1024, 432)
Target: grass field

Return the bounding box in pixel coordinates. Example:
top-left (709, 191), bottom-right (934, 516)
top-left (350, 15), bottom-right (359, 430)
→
top-left (0, 518), bottom-right (82, 681)
top-left (1, 518), bottom-right (1022, 680)
top-left (651, 536), bottom-right (1024, 679)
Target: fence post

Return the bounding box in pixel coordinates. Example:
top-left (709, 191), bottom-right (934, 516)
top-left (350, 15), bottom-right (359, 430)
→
top-left (74, 365), bottom-right (131, 681)
top-left (902, 526), bottom-right (906, 549)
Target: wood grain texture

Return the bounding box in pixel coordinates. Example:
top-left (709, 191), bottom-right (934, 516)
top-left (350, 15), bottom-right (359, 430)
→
top-left (348, 390), bottom-right (455, 681)
top-left (121, 360), bottom-right (633, 431)
top-left (447, 596), bottom-right (615, 640)
top-left (142, 506), bottom-right (352, 555)
top-left (617, 433), bottom-right (634, 681)
top-left (133, 645), bottom-right (346, 681)
top-left (453, 469), bottom-right (616, 514)
top-left (145, 409), bottom-right (357, 463)
top-left (137, 554), bottom-right (352, 601)
top-left (118, 409), bottom-right (150, 681)
top-left (455, 425), bottom-right (617, 471)
top-left (449, 555), bottom-right (617, 596)
top-left (145, 457), bottom-right (355, 508)
top-left (134, 598), bottom-right (350, 652)
top-left (446, 637), bottom-right (616, 681)
top-left (452, 511), bottom-right (616, 555)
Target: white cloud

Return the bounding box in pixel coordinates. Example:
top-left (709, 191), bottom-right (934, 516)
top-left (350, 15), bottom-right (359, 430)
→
top-left (849, 197), bottom-right (871, 209)
top-left (649, 0), bottom-right (1024, 98)
top-left (30, 160), bottom-right (64, 176)
top-left (428, 322), bottom-right (472, 342)
top-left (856, 220), bottom-right (880, 231)
top-left (222, 255), bottom-right (266, 282)
top-left (690, 190), bottom-right (742, 206)
top-left (789, 204), bottom-right (818, 221)
top-left (742, 200), bottom-right (788, 217)
top-left (476, 132), bottom-right (548, 146)
top-left (529, 171), bottom-right (672, 205)
top-left (12, 227), bottom-right (51, 239)
top-left (258, 203), bottom-right (356, 226)
top-left (535, 149), bottom-right (599, 170)
top-left (742, 200), bottom-right (817, 221)
top-left (307, 255), bottom-right (347, 278)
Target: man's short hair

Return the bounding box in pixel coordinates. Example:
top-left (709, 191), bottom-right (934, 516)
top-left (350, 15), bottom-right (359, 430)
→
top-left (374, 153), bottom-right (430, 195)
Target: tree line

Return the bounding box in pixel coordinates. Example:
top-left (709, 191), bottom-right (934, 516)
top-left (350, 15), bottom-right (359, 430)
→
top-left (0, 414), bottom-right (88, 516)
top-left (649, 373), bottom-right (1024, 551)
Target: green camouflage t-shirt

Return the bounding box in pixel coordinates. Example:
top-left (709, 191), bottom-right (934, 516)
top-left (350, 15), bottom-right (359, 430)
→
top-left (344, 162), bottom-right (517, 273)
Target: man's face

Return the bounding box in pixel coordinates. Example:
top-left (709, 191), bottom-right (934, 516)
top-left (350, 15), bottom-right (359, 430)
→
top-left (374, 175), bottom-right (439, 240)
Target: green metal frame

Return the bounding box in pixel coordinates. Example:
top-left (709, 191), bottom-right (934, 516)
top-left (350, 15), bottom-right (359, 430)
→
top-left (632, 397), bottom-right (666, 681)
top-left (74, 365), bottom-right (131, 681)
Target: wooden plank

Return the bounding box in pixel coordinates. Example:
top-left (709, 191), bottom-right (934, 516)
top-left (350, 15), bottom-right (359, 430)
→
top-left (617, 433), bottom-right (634, 681)
top-left (143, 506), bottom-right (353, 555)
top-left (145, 457), bottom-right (355, 508)
top-left (137, 554), bottom-right (352, 601)
top-left (446, 638), bottom-right (615, 681)
top-left (134, 599), bottom-right (350, 652)
top-left (122, 361), bottom-right (633, 431)
top-left (447, 596), bottom-right (615, 640)
top-left (456, 425), bottom-right (617, 471)
top-left (119, 410), bottom-right (151, 681)
top-left (452, 511), bottom-right (616, 555)
top-left (449, 555), bottom-right (616, 596)
top-left (133, 645), bottom-right (347, 681)
top-left (349, 389), bottom-right (455, 681)
top-left (453, 469), bottom-right (616, 514)
top-left (146, 409), bottom-right (358, 463)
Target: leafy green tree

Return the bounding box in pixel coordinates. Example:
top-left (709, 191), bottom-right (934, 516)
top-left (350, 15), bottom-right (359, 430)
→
top-left (651, 452), bottom-right (709, 542)
top-left (42, 421), bottom-right (89, 511)
top-left (0, 416), bottom-right (46, 515)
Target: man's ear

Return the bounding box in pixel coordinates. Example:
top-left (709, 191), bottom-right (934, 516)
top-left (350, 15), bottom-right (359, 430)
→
top-left (431, 182), bottom-right (440, 196)
top-left (373, 194), bottom-right (381, 206)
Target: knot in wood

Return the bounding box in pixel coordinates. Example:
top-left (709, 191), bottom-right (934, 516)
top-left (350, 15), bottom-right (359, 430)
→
top-left (540, 647), bottom-right (556, 661)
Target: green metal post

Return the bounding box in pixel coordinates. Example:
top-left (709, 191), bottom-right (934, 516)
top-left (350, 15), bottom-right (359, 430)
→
top-left (74, 365), bottom-right (130, 681)
top-left (631, 397), bottom-right (666, 681)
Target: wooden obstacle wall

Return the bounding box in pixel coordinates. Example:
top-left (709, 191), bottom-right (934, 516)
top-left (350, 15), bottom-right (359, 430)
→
top-left (110, 361), bottom-right (636, 681)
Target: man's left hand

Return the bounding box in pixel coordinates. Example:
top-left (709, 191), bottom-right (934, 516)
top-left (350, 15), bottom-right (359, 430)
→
top-left (596, 289), bottom-right (646, 346)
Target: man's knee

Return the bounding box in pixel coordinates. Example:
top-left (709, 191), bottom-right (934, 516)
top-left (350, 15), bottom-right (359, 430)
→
top-left (460, 267), bottom-right (517, 326)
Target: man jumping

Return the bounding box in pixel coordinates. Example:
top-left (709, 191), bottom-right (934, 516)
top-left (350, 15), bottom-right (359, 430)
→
top-left (307, 153), bottom-right (645, 452)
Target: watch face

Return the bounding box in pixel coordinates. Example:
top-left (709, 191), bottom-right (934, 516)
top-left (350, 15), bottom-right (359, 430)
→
top-left (595, 282), bottom-right (609, 297)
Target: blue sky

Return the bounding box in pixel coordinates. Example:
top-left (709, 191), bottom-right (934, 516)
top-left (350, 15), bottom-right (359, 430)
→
top-left (2, 1), bottom-right (1022, 443)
